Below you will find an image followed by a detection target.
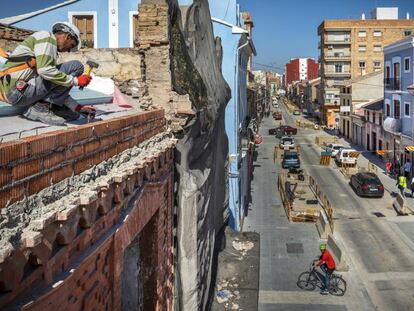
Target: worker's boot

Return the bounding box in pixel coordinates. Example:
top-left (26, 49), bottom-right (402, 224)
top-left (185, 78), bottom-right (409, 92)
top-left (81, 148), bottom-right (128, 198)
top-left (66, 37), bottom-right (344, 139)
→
top-left (23, 102), bottom-right (66, 126)
top-left (51, 104), bottom-right (80, 121)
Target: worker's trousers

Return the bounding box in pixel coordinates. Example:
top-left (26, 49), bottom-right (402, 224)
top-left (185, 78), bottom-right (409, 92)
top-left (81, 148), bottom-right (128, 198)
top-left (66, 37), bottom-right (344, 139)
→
top-left (6, 60), bottom-right (84, 108)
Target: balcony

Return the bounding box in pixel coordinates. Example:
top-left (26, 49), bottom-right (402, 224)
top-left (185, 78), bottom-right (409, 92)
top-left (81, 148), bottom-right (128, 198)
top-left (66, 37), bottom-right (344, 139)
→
top-left (324, 53), bottom-right (351, 61)
top-left (324, 38), bottom-right (351, 45)
top-left (384, 78), bottom-right (401, 91)
top-left (383, 117), bottom-right (401, 133)
top-left (324, 98), bottom-right (340, 105)
top-left (324, 71), bottom-right (351, 78)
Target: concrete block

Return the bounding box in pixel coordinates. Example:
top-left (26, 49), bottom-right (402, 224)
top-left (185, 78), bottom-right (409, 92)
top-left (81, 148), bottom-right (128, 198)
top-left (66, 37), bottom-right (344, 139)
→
top-left (316, 210), bottom-right (332, 239)
top-left (21, 230), bottom-right (43, 248)
top-left (393, 193), bottom-right (409, 215)
top-left (327, 234), bottom-right (349, 272)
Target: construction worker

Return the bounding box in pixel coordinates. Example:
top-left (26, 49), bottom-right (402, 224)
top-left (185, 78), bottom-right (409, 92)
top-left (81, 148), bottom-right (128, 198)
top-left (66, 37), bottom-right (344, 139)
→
top-left (0, 22), bottom-right (95, 125)
top-left (315, 243), bottom-right (336, 295)
top-left (397, 174), bottom-right (407, 198)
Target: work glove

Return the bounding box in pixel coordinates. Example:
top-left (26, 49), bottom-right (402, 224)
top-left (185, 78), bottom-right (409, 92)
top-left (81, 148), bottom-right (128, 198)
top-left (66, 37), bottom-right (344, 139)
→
top-left (75, 74), bottom-right (92, 87)
top-left (75, 105), bottom-right (96, 119)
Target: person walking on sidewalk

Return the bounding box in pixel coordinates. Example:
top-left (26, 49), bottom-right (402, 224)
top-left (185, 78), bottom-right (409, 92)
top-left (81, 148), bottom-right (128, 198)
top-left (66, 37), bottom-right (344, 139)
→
top-left (411, 176), bottom-right (414, 197)
top-left (403, 159), bottom-right (412, 178)
top-left (397, 174), bottom-right (407, 198)
top-left (386, 161), bottom-right (393, 176)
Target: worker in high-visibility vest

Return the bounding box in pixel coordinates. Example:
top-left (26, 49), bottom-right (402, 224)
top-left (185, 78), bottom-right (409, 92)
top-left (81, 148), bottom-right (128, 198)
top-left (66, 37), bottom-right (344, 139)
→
top-left (397, 174), bottom-right (407, 198)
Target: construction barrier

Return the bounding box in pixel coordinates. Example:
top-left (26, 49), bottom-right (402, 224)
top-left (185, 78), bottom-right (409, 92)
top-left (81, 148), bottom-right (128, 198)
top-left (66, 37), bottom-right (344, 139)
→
top-left (327, 234), bottom-right (349, 272)
top-left (368, 161), bottom-right (378, 175)
top-left (309, 176), bottom-right (334, 233)
top-left (295, 119), bottom-right (319, 130)
top-left (393, 193), bottom-right (409, 215)
top-left (315, 136), bottom-right (339, 146)
top-left (339, 165), bottom-right (359, 179)
top-left (316, 210), bottom-right (332, 239)
top-left (320, 155), bottom-right (331, 166)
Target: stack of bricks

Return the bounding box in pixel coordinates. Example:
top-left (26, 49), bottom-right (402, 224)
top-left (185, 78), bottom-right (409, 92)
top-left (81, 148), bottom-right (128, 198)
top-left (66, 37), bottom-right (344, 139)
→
top-left (136, 3), bottom-right (169, 48)
top-left (0, 110), bottom-right (175, 310)
top-left (0, 110), bottom-right (165, 208)
top-left (0, 23), bottom-right (33, 41)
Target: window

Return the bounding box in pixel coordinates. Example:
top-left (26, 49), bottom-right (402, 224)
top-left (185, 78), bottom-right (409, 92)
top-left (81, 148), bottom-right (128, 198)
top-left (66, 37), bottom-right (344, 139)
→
top-left (358, 45), bottom-right (366, 52)
top-left (72, 14), bottom-right (95, 48)
top-left (335, 64), bottom-right (343, 73)
top-left (373, 45), bottom-right (382, 52)
top-left (373, 61), bottom-right (381, 68)
top-left (359, 61), bottom-right (366, 68)
top-left (385, 66), bottom-right (390, 84)
top-left (366, 111), bottom-right (370, 121)
top-left (358, 31), bottom-right (366, 37)
top-left (347, 99), bottom-right (350, 105)
top-left (394, 100), bottom-right (400, 119)
top-left (386, 104), bottom-right (390, 117)
top-left (373, 30), bottom-right (382, 37)
top-left (373, 113), bottom-right (376, 124)
top-left (405, 102), bottom-right (410, 117)
top-left (404, 57), bottom-right (411, 72)
top-left (404, 30), bottom-right (412, 37)
top-left (394, 62), bottom-right (400, 90)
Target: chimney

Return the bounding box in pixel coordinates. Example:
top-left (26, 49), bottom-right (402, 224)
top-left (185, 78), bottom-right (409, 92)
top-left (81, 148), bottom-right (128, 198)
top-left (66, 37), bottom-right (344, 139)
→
top-left (361, 13), bottom-right (366, 20)
top-left (407, 12), bottom-right (410, 20)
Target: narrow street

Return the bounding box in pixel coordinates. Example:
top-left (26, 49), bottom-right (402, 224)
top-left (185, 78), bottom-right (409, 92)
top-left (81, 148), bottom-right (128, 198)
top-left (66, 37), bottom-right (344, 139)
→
top-left (245, 100), bottom-right (414, 310)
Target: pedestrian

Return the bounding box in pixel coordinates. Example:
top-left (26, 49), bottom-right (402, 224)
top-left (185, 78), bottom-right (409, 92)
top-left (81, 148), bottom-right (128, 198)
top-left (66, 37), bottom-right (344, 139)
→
top-left (386, 161), bottom-right (393, 176)
top-left (0, 22), bottom-right (95, 125)
top-left (396, 174), bottom-right (407, 198)
top-left (411, 176), bottom-right (414, 197)
top-left (403, 159), bottom-right (411, 178)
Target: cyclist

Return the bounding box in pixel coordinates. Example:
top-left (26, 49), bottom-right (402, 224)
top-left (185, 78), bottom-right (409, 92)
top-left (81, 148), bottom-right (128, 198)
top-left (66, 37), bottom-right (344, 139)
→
top-left (315, 243), bottom-right (336, 295)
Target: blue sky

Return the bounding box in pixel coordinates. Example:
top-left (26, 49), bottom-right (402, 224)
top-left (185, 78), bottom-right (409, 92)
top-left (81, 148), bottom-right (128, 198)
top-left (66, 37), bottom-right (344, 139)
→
top-left (238, 0), bottom-right (414, 72)
top-left (0, 0), bottom-right (413, 73)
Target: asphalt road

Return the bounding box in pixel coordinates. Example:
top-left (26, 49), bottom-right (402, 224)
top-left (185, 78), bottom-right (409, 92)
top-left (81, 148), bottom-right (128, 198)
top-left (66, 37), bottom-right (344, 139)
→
top-left (244, 100), bottom-right (414, 311)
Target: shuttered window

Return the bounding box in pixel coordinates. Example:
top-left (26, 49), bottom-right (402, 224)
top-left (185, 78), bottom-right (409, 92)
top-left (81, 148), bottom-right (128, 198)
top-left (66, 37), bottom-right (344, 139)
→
top-left (72, 15), bottom-right (94, 48)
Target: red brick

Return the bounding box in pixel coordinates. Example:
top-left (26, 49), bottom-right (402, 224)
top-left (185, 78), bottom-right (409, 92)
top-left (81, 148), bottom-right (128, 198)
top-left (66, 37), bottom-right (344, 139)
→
top-left (73, 157), bottom-right (94, 175)
top-left (0, 140), bottom-right (29, 165)
top-left (105, 146), bottom-right (118, 159)
top-left (52, 164), bottom-right (73, 184)
top-left (26, 134), bottom-right (57, 157)
top-left (73, 125), bottom-right (94, 142)
top-left (55, 129), bottom-right (77, 148)
top-left (0, 167), bottom-right (12, 188)
top-left (92, 122), bottom-right (110, 137)
top-left (12, 159), bottom-right (42, 181)
top-left (27, 172), bottom-right (51, 195)
top-left (0, 185), bottom-right (25, 208)
top-left (100, 134), bottom-right (119, 147)
top-left (43, 152), bottom-right (65, 169)
top-left (65, 145), bottom-right (84, 161)
top-left (83, 140), bottom-right (101, 154)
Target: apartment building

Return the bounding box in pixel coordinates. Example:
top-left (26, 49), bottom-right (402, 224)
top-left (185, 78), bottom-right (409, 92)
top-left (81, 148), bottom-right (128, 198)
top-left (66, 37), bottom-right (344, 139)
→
top-left (285, 58), bottom-right (318, 86)
top-left (318, 7), bottom-right (414, 127)
top-left (383, 35), bottom-right (414, 174)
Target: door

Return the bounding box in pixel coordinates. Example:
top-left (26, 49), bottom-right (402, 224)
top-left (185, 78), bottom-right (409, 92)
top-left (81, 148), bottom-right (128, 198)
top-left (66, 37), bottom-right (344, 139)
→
top-left (372, 132), bottom-right (377, 152)
top-left (366, 134), bottom-right (370, 151)
top-left (72, 15), bottom-right (94, 48)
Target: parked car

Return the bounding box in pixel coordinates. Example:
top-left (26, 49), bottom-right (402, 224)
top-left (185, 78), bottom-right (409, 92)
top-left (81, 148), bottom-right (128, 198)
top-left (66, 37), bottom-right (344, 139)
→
top-left (350, 172), bottom-right (384, 198)
top-left (324, 143), bottom-right (344, 157)
top-left (293, 110), bottom-right (301, 115)
top-left (273, 111), bottom-right (282, 120)
top-left (279, 136), bottom-right (295, 149)
top-left (282, 150), bottom-right (300, 169)
top-left (335, 148), bottom-right (359, 166)
top-left (269, 126), bottom-right (297, 136)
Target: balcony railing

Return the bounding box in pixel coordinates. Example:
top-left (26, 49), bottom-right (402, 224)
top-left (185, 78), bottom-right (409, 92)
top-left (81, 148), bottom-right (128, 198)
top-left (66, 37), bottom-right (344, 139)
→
top-left (325, 53), bottom-right (351, 60)
top-left (324, 38), bottom-right (351, 44)
top-left (324, 71), bottom-right (351, 77)
top-left (384, 78), bottom-right (401, 91)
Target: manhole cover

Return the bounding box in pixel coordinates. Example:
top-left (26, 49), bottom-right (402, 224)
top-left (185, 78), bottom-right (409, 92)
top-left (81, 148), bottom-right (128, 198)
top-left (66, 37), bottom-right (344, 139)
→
top-left (286, 243), bottom-right (304, 254)
top-left (373, 212), bottom-right (386, 218)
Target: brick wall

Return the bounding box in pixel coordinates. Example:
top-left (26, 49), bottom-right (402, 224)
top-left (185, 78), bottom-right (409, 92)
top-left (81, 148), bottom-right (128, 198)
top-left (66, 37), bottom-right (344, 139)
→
top-left (0, 110), bottom-right (175, 310)
top-left (0, 110), bottom-right (165, 209)
top-left (0, 23), bottom-right (33, 51)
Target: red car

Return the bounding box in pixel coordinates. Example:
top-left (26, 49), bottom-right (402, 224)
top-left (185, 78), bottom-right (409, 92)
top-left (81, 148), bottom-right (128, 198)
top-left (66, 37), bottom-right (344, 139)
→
top-left (280, 125), bottom-right (297, 135)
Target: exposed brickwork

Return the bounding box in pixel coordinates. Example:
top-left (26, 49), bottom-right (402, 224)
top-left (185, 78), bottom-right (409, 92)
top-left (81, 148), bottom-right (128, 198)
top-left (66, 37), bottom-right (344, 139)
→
top-left (0, 110), bottom-right (166, 209)
top-left (0, 141), bottom-right (175, 310)
top-left (0, 23), bottom-right (34, 51)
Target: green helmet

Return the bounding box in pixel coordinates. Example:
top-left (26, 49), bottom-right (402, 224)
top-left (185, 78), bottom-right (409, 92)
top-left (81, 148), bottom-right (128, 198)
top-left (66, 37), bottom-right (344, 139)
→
top-left (319, 243), bottom-right (327, 251)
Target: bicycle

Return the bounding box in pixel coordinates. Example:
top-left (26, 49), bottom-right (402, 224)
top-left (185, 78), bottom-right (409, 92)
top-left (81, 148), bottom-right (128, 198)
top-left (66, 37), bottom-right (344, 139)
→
top-left (297, 261), bottom-right (347, 296)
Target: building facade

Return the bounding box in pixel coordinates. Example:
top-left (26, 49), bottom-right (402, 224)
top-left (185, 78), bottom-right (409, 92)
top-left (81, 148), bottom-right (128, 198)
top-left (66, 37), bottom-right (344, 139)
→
top-left (383, 35), bottom-right (414, 175)
top-left (362, 98), bottom-right (384, 152)
top-left (285, 58), bottom-right (318, 86)
top-left (318, 7), bottom-right (414, 127)
top-left (304, 77), bottom-right (321, 117)
top-left (339, 71), bottom-right (384, 138)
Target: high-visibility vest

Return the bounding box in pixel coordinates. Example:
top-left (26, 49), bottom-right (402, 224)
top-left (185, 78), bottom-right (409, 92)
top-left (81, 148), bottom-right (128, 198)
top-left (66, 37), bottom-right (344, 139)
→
top-left (399, 176), bottom-right (407, 189)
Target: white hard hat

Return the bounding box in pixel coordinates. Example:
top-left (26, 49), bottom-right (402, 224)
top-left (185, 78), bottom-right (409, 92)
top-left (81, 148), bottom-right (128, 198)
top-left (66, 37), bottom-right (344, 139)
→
top-left (52, 21), bottom-right (81, 52)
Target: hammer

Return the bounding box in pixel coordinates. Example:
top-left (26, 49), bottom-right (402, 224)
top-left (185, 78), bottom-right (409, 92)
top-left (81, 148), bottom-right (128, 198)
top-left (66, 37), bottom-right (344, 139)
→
top-left (80, 59), bottom-right (99, 90)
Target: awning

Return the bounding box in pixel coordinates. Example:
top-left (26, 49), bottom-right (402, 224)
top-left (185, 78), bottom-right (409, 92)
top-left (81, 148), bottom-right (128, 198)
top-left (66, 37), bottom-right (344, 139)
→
top-left (405, 146), bottom-right (414, 152)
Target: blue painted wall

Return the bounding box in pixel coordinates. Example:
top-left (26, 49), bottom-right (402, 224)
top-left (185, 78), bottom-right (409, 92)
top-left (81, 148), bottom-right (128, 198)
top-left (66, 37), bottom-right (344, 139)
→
top-left (384, 42), bottom-right (414, 137)
top-left (11, 0), bottom-right (140, 48)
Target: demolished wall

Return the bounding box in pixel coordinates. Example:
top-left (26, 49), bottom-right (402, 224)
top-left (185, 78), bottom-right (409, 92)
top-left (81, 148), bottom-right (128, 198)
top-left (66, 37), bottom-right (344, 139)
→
top-left (136, 0), bottom-right (231, 309)
top-left (0, 24), bottom-right (33, 51)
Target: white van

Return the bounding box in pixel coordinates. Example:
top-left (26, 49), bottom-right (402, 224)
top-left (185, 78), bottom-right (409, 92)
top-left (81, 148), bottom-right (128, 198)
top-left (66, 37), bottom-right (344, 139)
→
top-left (335, 148), bottom-right (359, 166)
